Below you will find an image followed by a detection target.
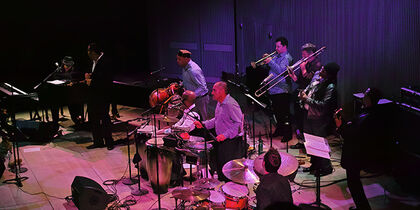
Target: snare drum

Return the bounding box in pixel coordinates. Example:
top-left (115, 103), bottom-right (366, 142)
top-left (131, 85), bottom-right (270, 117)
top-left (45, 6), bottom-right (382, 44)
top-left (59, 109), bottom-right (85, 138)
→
top-left (221, 182), bottom-right (249, 209)
top-left (208, 190), bottom-right (226, 208)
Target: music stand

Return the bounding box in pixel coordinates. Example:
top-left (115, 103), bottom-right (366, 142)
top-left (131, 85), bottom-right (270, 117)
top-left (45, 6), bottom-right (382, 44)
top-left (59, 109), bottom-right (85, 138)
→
top-left (1, 124), bottom-right (29, 187)
top-left (302, 133), bottom-right (331, 210)
top-left (227, 80), bottom-right (280, 152)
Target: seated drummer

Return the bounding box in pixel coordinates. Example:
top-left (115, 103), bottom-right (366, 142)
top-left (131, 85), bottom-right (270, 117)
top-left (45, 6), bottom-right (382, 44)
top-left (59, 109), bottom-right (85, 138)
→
top-left (194, 81), bottom-right (244, 182)
top-left (172, 90), bottom-right (200, 132)
top-left (256, 148), bottom-right (293, 210)
top-left (156, 90), bottom-right (200, 135)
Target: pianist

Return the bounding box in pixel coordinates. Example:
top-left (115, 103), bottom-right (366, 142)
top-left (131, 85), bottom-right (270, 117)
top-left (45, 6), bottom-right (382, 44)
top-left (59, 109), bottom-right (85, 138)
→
top-left (50, 56), bottom-right (85, 128)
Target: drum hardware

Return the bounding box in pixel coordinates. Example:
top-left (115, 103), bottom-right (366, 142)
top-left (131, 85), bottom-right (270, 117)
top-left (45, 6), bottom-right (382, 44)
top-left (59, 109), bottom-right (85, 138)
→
top-left (172, 187), bottom-right (210, 202)
top-left (193, 178), bottom-right (221, 190)
top-left (222, 159), bottom-right (259, 184)
top-left (185, 155), bottom-right (199, 184)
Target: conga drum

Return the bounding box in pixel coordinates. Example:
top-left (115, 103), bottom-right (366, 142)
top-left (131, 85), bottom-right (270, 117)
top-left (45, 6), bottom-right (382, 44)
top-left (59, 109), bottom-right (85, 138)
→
top-left (146, 138), bottom-right (174, 194)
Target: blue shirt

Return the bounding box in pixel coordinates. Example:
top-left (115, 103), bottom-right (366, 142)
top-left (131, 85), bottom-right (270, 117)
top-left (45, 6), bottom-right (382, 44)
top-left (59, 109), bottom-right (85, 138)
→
top-left (203, 94), bottom-right (243, 139)
top-left (182, 60), bottom-right (208, 97)
top-left (267, 51), bottom-right (293, 95)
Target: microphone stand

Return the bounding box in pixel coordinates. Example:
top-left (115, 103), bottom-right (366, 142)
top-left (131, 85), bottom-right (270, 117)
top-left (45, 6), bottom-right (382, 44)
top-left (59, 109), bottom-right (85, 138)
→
top-left (179, 100), bottom-right (217, 179)
top-left (227, 80), bottom-right (271, 152)
top-left (33, 65), bottom-right (62, 90)
top-left (120, 117), bottom-right (149, 185)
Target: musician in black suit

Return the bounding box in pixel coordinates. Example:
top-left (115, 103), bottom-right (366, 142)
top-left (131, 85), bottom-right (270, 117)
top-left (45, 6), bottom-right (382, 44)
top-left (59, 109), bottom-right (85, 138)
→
top-left (335, 87), bottom-right (392, 210)
top-left (85, 43), bottom-right (114, 150)
top-left (255, 148), bottom-right (293, 210)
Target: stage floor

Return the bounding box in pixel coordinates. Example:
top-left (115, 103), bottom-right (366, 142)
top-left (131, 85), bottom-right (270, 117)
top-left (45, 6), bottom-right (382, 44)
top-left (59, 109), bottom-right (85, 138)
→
top-left (0, 105), bottom-right (419, 210)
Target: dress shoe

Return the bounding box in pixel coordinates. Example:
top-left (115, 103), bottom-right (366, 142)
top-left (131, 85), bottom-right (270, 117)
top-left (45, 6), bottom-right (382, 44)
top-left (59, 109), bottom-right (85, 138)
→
top-left (107, 145), bottom-right (114, 150)
top-left (290, 143), bottom-right (305, 149)
top-left (86, 144), bottom-right (105, 149)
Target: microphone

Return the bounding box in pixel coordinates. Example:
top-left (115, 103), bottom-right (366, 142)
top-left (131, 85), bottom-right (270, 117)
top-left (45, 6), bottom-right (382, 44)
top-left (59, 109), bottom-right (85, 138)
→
top-left (260, 73), bottom-right (274, 85)
top-left (150, 67), bottom-right (166, 75)
top-left (55, 62), bottom-right (62, 72)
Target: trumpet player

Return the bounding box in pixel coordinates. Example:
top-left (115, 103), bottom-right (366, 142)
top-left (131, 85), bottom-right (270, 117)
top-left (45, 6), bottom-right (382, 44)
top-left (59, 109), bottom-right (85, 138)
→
top-left (261, 37), bottom-right (294, 140)
top-left (289, 43), bottom-right (322, 148)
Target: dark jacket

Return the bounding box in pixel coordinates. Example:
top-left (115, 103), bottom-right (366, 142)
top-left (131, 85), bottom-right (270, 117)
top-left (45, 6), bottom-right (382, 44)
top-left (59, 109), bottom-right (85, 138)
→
top-left (339, 106), bottom-right (393, 171)
top-left (255, 173), bottom-right (293, 210)
top-left (304, 79), bottom-right (337, 121)
top-left (89, 55), bottom-right (113, 103)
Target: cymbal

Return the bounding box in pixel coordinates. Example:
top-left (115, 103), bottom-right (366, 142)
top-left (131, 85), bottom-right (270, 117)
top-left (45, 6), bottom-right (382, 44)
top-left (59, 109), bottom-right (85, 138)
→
top-left (171, 187), bottom-right (210, 202)
top-left (222, 159), bottom-right (259, 184)
top-left (194, 178), bottom-right (220, 189)
top-left (152, 114), bottom-right (178, 123)
top-left (253, 151), bottom-right (299, 181)
top-left (162, 116), bottom-right (178, 123)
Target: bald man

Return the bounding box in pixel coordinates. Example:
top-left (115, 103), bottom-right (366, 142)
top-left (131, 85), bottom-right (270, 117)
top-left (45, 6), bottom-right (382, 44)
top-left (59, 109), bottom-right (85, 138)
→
top-left (171, 90), bottom-right (201, 132)
top-left (176, 50), bottom-right (209, 120)
top-left (194, 81), bottom-right (244, 181)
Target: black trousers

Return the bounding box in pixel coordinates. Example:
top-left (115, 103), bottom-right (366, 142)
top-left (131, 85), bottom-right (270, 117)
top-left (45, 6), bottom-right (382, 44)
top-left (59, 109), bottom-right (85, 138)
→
top-left (88, 101), bottom-right (113, 146)
top-left (51, 104), bottom-right (84, 125)
top-left (269, 93), bottom-right (292, 137)
top-left (293, 98), bottom-right (305, 139)
top-left (210, 137), bottom-right (244, 181)
top-left (346, 167), bottom-right (372, 210)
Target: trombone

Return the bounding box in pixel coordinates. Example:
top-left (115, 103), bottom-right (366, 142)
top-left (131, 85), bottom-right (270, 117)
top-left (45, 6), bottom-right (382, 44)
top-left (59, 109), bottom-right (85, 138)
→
top-left (255, 46), bottom-right (326, 97)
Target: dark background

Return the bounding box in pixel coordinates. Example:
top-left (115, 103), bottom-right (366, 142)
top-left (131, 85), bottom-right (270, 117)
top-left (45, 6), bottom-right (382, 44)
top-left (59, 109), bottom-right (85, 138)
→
top-left (2, 0), bottom-right (420, 109)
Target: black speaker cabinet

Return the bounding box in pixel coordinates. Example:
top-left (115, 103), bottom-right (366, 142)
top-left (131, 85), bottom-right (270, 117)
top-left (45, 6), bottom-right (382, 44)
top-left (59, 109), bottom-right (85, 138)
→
top-left (15, 120), bottom-right (58, 142)
top-left (71, 176), bottom-right (108, 210)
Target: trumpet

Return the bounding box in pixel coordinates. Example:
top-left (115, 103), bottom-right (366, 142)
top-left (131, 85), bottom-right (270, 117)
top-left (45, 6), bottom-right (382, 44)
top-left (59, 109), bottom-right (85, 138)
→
top-left (251, 51), bottom-right (277, 68)
top-left (255, 46), bottom-right (326, 97)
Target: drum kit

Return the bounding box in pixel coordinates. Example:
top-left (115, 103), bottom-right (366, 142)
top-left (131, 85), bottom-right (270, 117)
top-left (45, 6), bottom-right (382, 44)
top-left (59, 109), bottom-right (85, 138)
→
top-left (171, 152), bottom-right (298, 210)
top-left (138, 82), bottom-right (301, 209)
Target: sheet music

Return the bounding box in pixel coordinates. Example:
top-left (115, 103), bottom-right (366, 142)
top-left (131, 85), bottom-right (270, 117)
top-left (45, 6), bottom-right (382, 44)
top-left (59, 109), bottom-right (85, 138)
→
top-left (47, 80), bottom-right (66, 85)
top-left (303, 133), bottom-right (331, 159)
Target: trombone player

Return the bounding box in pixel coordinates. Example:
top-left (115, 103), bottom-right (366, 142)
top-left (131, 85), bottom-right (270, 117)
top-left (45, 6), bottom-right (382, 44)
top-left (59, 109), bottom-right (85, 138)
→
top-left (289, 43), bottom-right (322, 148)
top-left (252, 37), bottom-right (293, 141)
